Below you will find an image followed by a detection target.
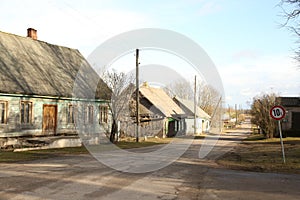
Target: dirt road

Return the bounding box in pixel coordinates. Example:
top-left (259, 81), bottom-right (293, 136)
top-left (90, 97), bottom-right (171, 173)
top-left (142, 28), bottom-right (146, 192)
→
top-left (1, 123), bottom-right (300, 200)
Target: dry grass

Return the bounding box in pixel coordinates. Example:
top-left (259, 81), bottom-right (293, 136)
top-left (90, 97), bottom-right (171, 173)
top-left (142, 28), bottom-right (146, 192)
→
top-left (217, 135), bottom-right (300, 174)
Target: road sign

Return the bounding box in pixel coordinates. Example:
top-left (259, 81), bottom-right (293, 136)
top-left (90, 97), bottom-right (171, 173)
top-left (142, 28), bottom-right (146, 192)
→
top-left (270, 105), bottom-right (286, 120)
top-left (270, 105), bottom-right (286, 164)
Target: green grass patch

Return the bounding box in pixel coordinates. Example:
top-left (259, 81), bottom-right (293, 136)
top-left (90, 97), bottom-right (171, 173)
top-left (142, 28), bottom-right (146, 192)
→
top-left (116, 141), bottom-right (164, 149)
top-left (0, 137), bottom-right (173, 163)
top-left (0, 146), bottom-right (89, 163)
top-left (243, 134), bottom-right (266, 141)
top-left (217, 135), bottom-right (300, 174)
top-left (244, 134), bottom-right (300, 143)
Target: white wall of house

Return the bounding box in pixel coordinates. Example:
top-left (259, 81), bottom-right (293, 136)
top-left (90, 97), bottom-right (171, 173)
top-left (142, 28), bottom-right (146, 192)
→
top-left (185, 118), bottom-right (210, 135)
top-left (185, 118), bottom-right (202, 135)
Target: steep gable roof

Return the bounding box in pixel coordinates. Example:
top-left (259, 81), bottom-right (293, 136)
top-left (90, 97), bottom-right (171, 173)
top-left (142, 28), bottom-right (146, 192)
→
top-left (139, 85), bottom-right (184, 117)
top-left (173, 96), bottom-right (211, 119)
top-left (0, 30), bottom-right (111, 100)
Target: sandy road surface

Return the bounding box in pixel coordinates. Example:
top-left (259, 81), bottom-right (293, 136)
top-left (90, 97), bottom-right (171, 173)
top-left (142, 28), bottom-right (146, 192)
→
top-left (1, 123), bottom-right (300, 200)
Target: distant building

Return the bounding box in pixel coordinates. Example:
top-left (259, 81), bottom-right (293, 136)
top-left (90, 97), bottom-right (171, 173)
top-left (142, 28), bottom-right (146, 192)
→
top-left (0, 28), bottom-right (111, 148)
top-left (278, 97), bottom-right (300, 135)
top-left (173, 97), bottom-right (211, 134)
top-left (122, 82), bottom-right (186, 138)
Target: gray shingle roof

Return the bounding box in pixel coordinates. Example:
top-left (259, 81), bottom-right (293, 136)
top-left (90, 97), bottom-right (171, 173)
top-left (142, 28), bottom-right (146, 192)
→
top-left (173, 96), bottom-right (211, 119)
top-left (139, 85), bottom-right (185, 117)
top-left (0, 30), bottom-right (111, 100)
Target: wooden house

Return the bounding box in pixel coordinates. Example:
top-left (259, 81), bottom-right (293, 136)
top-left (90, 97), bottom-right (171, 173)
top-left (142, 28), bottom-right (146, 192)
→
top-left (122, 83), bottom-right (186, 138)
top-left (0, 28), bottom-right (111, 148)
top-left (173, 97), bottom-right (211, 135)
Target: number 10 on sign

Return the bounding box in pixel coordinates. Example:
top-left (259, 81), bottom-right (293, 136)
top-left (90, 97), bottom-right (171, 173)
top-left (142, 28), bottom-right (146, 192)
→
top-left (270, 105), bottom-right (285, 120)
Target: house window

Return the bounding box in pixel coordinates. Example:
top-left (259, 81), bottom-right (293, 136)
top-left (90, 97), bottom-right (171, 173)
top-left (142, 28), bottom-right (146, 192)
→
top-left (99, 105), bottom-right (108, 123)
top-left (85, 105), bottom-right (94, 124)
top-left (21, 101), bottom-right (32, 124)
top-left (68, 105), bottom-right (78, 124)
top-left (0, 101), bottom-right (7, 124)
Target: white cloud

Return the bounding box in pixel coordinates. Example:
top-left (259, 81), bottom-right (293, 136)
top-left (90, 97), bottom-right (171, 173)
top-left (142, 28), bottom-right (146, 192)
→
top-left (240, 88), bottom-right (255, 96)
top-left (0, 0), bottom-right (297, 109)
top-left (232, 49), bottom-right (260, 61)
top-left (0, 0), bottom-right (153, 56)
top-left (226, 95), bottom-right (232, 101)
top-left (197, 1), bottom-right (223, 16)
top-left (219, 53), bottom-right (300, 107)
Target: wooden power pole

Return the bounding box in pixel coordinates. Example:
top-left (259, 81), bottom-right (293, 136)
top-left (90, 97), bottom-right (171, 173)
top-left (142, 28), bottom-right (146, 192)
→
top-left (194, 75), bottom-right (197, 135)
top-left (136, 49), bottom-right (139, 142)
top-left (235, 104), bottom-right (238, 126)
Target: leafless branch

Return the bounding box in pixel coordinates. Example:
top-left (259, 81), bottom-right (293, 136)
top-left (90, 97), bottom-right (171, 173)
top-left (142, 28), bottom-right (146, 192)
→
top-left (102, 70), bottom-right (135, 142)
top-left (280, 0), bottom-right (300, 61)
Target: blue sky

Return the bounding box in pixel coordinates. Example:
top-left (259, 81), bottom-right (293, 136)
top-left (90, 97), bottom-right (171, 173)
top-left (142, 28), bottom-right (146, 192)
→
top-left (0, 0), bottom-right (299, 108)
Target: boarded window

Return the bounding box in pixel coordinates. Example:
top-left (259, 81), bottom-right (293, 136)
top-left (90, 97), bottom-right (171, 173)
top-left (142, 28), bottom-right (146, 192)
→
top-left (68, 105), bottom-right (78, 124)
top-left (85, 105), bottom-right (94, 124)
top-left (21, 101), bottom-right (32, 124)
top-left (100, 105), bottom-right (108, 123)
top-left (0, 101), bottom-right (7, 124)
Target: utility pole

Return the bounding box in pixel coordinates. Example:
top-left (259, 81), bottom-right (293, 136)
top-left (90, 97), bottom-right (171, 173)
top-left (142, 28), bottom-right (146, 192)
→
top-left (135, 49), bottom-right (139, 142)
top-left (235, 104), bottom-right (238, 126)
top-left (228, 104), bottom-right (231, 120)
top-left (194, 75), bottom-right (197, 135)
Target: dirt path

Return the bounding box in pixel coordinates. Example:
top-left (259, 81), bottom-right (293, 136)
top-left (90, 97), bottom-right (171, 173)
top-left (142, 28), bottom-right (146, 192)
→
top-left (0, 124), bottom-right (300, 199)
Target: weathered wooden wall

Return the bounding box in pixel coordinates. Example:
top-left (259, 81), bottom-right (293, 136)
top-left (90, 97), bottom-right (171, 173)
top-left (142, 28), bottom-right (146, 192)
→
top-left (0, 95), bottom-right (110, 138)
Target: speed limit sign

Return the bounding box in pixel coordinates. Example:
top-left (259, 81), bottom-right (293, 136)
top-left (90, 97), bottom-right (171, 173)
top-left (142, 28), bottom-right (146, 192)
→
top-left (270, 105), bottom-right (287, 163)
top-left (270, 105), bottom-right (286, 120)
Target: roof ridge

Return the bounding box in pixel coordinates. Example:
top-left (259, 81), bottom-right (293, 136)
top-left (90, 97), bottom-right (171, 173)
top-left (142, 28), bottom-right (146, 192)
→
top-left (139, 86), bottom-right (185, 117)
top-left (0, 29), bottom-right (111, 99)
top-left (174, 96), bottom-right (211, 118)
top-left (0, 30), bottom-right (79, 52)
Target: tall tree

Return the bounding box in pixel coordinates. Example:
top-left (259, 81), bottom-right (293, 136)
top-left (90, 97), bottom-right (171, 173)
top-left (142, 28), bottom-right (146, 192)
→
top-left (197, 83), bottom-right (221, 116)
top-left (250, 93), bottom-right (279, 138)
top-left (102, 70), bottom-right (135, 142)
top-left (165, 80), bottom-right (221, 116)
top-left (165, 80), bottom-right (194, 100)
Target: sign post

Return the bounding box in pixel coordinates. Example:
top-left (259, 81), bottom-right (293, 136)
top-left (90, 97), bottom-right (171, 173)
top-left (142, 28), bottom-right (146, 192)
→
top-left (270, 105), bottom-right (286, 164)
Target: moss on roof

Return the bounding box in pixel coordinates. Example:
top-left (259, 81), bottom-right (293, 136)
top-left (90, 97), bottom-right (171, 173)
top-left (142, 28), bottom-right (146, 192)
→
top-left (0, 30), bottom-right (111, 100)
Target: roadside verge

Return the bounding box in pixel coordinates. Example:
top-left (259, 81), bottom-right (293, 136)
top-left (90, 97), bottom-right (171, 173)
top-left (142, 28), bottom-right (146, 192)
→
top-left (216, 134), bottom-right (300, 174)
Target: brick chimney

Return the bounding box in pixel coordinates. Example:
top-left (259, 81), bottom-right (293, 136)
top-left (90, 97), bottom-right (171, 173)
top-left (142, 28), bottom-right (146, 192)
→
top-left (27, 28), bottom-right (37, 40)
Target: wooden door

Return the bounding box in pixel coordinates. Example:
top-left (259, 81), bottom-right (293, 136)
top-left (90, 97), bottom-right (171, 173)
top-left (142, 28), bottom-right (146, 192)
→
top-left (42, 105), bottom-right (57, 135)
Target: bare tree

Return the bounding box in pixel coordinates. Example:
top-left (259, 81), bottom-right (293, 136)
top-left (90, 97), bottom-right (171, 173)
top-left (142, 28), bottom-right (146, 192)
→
top-left (280, 0), bottom-right (300, 61)
top-left (250, 93), bottom-right (279, 138)
top-left (197, 83), bottom-right (221, 116)
top-left (165, 80), bottom-right (221, 116)
top-left (102, 70), bottom-right (135, 142)
top-left (165, 80), bottom-right (194, 100)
